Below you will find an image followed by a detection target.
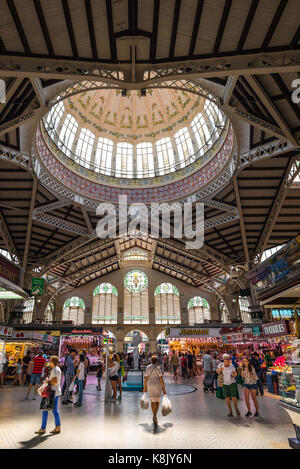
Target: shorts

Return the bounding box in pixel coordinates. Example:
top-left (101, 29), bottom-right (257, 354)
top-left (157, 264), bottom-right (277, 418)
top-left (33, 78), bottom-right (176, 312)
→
top-left (30, 373), bottom-right (41, 385)
top-left (244, 383), bottom-right (257, 390)
top-left (110, 375), bottom-right (118, 381)
top-left (173, 365), bottom-right (178, 372)
top-left (222, 382), bottom-right (238, 398)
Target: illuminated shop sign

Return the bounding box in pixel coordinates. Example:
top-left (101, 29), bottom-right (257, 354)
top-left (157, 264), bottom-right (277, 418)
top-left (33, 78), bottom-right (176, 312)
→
top-left (0, 255), bottom-right (20, 285)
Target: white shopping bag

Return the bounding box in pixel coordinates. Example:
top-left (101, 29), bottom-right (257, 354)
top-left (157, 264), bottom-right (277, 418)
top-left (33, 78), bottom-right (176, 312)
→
top-left (69, 381), bottom-right (75, 392)
top-left (161, 394), bottom-right (172, 416)
top-left (140, 392), bottom-right (149, 410)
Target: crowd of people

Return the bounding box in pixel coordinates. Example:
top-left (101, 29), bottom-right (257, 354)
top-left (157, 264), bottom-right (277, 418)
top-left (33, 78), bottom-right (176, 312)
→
top-left (0, 344), bottom-right (282, 434)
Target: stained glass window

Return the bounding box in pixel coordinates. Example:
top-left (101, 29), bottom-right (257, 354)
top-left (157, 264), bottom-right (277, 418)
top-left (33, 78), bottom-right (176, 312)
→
top-left (124, 270), bottom-right (148, 293)
top-left (92, 283), bottom-right (118, 324)
top-left (155, 283), bottom-right (181, 324)
top-left (124, 271), bottom-right (149, 324)
top-left (62, 297), bottom-right (85, 325)
top-left (93, 283), bottom-right (118, 297)
top-left (188, 296), bottom-right (210, 325)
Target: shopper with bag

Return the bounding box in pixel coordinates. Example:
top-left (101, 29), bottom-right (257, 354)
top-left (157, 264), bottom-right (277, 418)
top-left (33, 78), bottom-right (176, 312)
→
top-left (108, 355), bottom-right (120, 401)
top-left (71, 353), bottom-right (85, 407)
top-left (217, 354), bottom-right (240, 417)
top-left (62, 349), bottom-right (76, 405)
top-left (35, 356), bottom-right (61, 435)
top-left (143, 355), bottom-right (167, 426)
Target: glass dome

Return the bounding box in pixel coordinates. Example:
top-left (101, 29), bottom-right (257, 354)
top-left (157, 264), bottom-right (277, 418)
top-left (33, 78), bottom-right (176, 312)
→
top-left (42, 84), bottom-right (227, 180)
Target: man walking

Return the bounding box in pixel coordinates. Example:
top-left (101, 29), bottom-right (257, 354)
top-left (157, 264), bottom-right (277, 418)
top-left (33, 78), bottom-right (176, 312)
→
top-left (203, 350), bottom-right (214, 392)
top-left (25, 350), bottom-right (46, 399)
top-left (250, 352), bottom-right (264, 396)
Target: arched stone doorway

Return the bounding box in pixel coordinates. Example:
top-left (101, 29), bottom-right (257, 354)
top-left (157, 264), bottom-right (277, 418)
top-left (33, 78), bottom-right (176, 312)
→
top-left (123, 330), bottom-right (150, 355)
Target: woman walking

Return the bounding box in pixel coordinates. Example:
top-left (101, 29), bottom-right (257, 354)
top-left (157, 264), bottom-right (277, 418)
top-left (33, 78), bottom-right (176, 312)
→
top-left (35, 356), bottom-right (61, 435)
top-left (143, 355), bottom-right (167, 426)
top-left (108, 356), bottom-right (120, 401)
top-left (13, 359), bottom-right (22, 386)
top-left (241, 357), bottom-right (260, 417)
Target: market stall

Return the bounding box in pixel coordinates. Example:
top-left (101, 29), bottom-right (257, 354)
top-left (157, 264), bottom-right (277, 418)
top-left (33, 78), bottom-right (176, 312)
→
top-left (58, 327), bottom-right (115, 370)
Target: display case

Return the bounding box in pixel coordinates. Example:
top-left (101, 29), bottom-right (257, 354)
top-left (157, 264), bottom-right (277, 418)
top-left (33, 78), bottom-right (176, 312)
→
top-left (280, 362), bottom-right (300, 449)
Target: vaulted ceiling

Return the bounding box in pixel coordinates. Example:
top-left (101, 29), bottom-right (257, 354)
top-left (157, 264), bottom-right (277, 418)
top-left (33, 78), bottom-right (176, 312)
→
top-left (0, 0), bottom-right (299, 294)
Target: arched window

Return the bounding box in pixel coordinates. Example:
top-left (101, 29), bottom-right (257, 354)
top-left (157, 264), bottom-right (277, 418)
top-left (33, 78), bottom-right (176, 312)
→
top-left (58, 114), bottom-right (78, 156)
top-left (191, 113), bottom-right (211, 154)
top-left (156, 138), bottom-right (175, 175)
top-left (123, 248), bottom-right (149, 262)
top-left (92, 283), bottom-right (118, 324)
top-left (174, 127), bottom-right (194, 166)
top-left (95, 137), bottom-right (113, 175)
top-left (75, 128), bottom-right (95, 169)
top-left (124, 270), bottom-right (149, 324)
top-left (239, 297), bottom-right (251, 323)
top-left (136, 142), bottom-right (155, 178)
top-left (23, 299), bottom-right (35, 324)
top-left (115, 142), bottom-right (133, 178)
top-left (44, 301), bottom-right (54, 324)
top-left (154, 283), bottom-right (181, 324)
top-left (187, 297), bottom-right (211, 325)
top-left (62, 297), bottom-right (85, 325)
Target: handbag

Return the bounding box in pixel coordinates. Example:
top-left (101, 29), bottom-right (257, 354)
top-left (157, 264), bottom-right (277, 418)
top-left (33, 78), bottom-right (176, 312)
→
top-left (69, 381), bottom-right (75, 392)
top-left (216, 387), bottom-right (225, 399)
top-left (40, 390), bottom-right (55, 411)
top-left (37, 381), bottom-right (48, 397)
top-left (217, 371), bottom-right (224, 387)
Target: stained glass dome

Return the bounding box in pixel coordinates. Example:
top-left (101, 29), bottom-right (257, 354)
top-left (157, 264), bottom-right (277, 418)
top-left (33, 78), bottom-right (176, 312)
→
top-left (124, 270), bottom-right (148, 293)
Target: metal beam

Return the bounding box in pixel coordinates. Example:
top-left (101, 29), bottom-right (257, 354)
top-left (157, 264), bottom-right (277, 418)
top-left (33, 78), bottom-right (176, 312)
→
top-left (0, 78), bottom-right (23, 112)
top-left (246, 75), bottom-right (297, 145)
top-left (256, 156), bottom-right (300, 261)
top-left (0, 50), bottom-right (299, 83)
top-left (222, 75), bottom-right (239, 106)
top-left (32, 213), bottom-right (91, 236)
top-left (0, 209), bottom-right (18, 258)
top-left (233, 175), bottom-right (249, 267)
top-left (81, 207), bottom-right (93, 234)
top-left (33, 199), bottom-right (71, 215)
top-left (23, 177), bottom-right (38, 272)
top-left (0, 108), bottom-right (41, 137)
top-left (30, 78), bottom-right (46, 108)
top-left (0, 143), bottom-right (31, 172)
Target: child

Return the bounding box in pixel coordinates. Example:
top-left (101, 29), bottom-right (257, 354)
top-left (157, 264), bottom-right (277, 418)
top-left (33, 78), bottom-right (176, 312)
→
top-left (13, 359), bottom-right (22, 386)
top-left (96, 361), bottom-right (103, 391)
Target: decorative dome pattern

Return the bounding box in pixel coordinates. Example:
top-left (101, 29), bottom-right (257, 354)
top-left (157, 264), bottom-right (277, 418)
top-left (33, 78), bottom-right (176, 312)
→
top-left (124, 270), bottom-right (148, 293)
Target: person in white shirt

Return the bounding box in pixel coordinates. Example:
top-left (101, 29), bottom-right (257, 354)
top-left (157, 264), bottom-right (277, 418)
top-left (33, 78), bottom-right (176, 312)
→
top-left (217, 353), bottom-right (240, 417)
top-left (35, 356), bottom-right (61, 435)
top-left (72, 354), bottom-right (85, 407)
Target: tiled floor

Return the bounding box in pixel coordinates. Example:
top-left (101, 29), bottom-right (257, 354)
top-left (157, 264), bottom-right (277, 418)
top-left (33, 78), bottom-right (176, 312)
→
top-left (0, 373), bottom-right (293, 449)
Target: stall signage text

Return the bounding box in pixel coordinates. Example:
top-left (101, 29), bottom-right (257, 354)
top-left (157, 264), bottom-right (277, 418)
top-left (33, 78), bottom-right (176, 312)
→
top-left (0, 326), bottom-right (13, 337)
top-left (0, 256), bottom-right (20, 285)
top-left (262, 320), bottom-right (290, 338)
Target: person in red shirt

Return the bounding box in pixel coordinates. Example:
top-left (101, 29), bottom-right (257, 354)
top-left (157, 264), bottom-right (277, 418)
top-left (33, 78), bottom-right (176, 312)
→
top-left (25, 350), bottom-right (46, 400)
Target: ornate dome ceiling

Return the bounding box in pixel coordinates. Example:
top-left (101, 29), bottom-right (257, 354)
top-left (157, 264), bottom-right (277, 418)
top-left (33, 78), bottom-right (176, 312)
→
top-left (34, 81), bottom-right (236, 204)
top-left (66, 87), bottom-right (203, 141)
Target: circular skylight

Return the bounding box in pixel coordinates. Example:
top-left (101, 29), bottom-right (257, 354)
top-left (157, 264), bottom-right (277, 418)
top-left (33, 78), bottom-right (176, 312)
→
top-left (42, 84), bottom-right (227, 180)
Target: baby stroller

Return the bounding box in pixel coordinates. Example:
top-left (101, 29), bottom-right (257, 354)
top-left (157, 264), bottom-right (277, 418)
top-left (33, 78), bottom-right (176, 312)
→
top-left (203, 372), bottom-right (215, 392)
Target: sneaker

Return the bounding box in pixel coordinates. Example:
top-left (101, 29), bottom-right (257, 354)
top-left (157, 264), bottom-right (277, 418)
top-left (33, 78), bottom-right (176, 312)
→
top-left (24, 395), bottom-right (29, 399)
top-left (117, 396), bottom-right (122, 400)
top-left (32, 396), bottom-right (36, 400)
top-left (62, 401), bottom-right (68, 405)
top-left (254, 412), bottom-right (260, 417)
top-left (74, 403), bottom-right (82, 407)
top-left (245, 411), bottom-right (252, 417)
top-left (227, 413), bottom-right (233, 417)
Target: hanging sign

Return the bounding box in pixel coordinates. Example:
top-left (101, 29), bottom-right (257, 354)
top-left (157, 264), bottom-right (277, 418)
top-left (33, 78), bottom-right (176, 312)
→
top-left (31, 278), bottom-right (45, 296)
